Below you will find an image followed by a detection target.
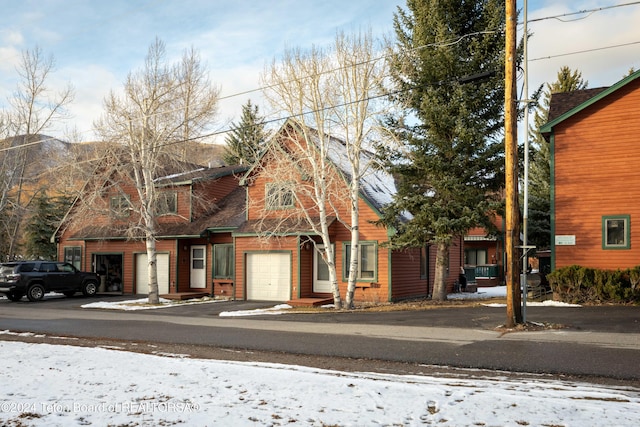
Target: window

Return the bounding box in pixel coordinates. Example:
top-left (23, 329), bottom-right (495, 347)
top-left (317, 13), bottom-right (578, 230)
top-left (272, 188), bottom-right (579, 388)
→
top-left (40, 263), bottom-right (57, 272)
top-left (465, 248), bottom-right (487, 265)
top-left (266, 183), bottom-right (294, 209)
top-left (110, 195), bottom-right (131, 218)
top-left (213, 244), bottom-right (234, 279)
top-left (602, 215), bottom-right (630, 249)
top-left (343, 241), bottom-right (377, 281)
top-left (155, 192), bottom-right (177, 215)
top-left (64, 247), bottom-right (82, 270)
top-left (57, 263), bottom-right (76, 273)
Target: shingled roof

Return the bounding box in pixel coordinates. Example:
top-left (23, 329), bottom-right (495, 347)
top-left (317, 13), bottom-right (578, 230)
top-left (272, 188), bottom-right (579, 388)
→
top-left (541, 69), bottom-right (640, 137)
top-left (67, 186), bottom-right (247, 240)
top-left (546, 87), bottom-right (608, 123)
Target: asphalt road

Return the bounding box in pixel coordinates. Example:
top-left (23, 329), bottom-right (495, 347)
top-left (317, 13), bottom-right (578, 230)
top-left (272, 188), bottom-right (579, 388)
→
top-left (1, 295), bottom-right (639, 382)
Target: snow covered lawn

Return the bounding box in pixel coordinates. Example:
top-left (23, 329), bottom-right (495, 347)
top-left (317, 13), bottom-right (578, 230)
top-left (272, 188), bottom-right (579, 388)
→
top-left (1, 340), bottom-right (638, 426)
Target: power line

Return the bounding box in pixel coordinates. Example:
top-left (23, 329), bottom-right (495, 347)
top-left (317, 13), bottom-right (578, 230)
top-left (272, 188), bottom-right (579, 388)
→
top-left (526, 1), bottom-right (640, 24)
top-left (4, 2), bottom-right (639, 151)
top-left (530, 40), bottom-right (640, 62)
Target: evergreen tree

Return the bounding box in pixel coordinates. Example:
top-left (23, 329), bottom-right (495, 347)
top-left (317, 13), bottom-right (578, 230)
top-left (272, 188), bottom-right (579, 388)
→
top-left (528, 66), bottom-right (587, 250)
top-left (223, 100), bottom-right (267, 165)
top-left (379, 0), bottom-right (506, 301)
top-left (24, 192), bottom-right (71, 259)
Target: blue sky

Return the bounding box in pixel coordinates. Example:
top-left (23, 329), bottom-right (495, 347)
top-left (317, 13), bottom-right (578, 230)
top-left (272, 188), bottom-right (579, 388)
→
top-left (1, 1), bottom-right (639, 142)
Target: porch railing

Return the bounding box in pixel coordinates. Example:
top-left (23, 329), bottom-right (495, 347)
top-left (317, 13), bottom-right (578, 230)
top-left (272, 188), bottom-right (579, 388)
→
top-left (474, 264), bottom-right (501, 279)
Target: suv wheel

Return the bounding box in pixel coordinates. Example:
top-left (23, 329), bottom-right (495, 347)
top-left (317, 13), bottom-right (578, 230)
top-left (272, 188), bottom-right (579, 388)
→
top-left (7, 292), bottom-right (23, 302)
top-left (27, 284), bottom-right (45, 302)
top-left (82, 281), bottom-right (98, 297)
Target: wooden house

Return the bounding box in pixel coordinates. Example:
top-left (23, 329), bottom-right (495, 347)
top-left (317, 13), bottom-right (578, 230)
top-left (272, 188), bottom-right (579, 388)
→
top-left (54, 163), bottom-right (248, 296)
top-left (232, 120), bottom-right (462, 304)
top-left (540, 70), bottom-right (640, 271)
top-left (464, 216), bottom-right (504, 287)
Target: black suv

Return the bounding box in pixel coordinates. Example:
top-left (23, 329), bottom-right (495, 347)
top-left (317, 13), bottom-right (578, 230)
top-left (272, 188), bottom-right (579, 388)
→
top-left (0, 261), bottom-right (100, 302)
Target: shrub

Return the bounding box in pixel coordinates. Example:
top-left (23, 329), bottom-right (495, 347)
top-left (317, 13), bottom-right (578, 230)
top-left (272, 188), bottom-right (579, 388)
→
top-left (548, 265), bottom-right (640, 304)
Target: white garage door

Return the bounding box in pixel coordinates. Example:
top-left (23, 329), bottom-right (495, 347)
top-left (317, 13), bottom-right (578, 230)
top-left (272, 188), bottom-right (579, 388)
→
top-left (136, 253), bottom-right (170, 295)
top-left (246, 253), bottom-right (291, 301)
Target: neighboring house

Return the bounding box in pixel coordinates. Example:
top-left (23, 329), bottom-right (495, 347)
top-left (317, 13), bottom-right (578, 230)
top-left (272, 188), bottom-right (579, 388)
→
top-left (232, 120), bottom-right (463, 304)
top-left (54, 163), bottom-right (248, 296)
top-left (540, 69), bottom-right (640, 271)
top-left (464, 215), bottom-right (504, 287)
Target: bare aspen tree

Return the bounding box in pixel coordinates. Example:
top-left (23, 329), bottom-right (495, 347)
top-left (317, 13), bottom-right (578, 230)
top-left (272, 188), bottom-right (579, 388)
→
top-left (0, 47), bottom-right (74, 259)
top-left (333, 30), bottom-right (387, 308)
top-left (94, 39), bottom-right (219, 304)
top-left (260, 30), bottom-right (387, 308)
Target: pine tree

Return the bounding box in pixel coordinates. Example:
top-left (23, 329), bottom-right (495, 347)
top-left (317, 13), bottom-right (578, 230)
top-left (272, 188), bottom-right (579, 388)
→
top-left (24, 192), bottom-right (71, 260)
top-left (528, 66), bottom-right (587, 250)
top-left (379, 0), bottom-right (506, 301)
top-left (223, 100), bottom-right (267, 165)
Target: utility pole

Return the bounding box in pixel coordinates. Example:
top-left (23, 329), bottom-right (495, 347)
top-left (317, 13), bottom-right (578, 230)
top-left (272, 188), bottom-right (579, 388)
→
top-left (505, 0), bottom-right (521, 327)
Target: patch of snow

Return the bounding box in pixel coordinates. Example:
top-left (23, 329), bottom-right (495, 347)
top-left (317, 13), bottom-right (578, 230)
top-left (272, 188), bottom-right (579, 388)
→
top-left (0, 341), bottom-right (638, 426)
top-left (81, 297), bottom-right (219, 311)
top-left (218, 303), bottom-right (292, 317)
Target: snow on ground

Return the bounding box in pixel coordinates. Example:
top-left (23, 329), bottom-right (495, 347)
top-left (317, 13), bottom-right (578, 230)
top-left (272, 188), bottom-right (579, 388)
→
top-left (5, 286), bottom-right (624, 426)
top-left (0, 339), bottom-right (638, 427)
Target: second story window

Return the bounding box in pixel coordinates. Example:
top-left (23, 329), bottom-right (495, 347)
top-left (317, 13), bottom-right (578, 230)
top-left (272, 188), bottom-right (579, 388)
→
top-left (155, 192), bottom-right (177, 216)
top-left (266, 183), bottom-right (294, 210)
top-left (110, 195), bottom-right (131, 218)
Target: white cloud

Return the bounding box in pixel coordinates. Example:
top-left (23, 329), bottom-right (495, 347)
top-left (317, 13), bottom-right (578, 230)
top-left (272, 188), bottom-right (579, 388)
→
top-left (526, 2), bottom-right (640, 91)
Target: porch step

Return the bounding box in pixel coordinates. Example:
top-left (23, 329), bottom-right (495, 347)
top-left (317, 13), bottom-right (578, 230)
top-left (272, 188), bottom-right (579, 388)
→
top-left (160, 292), bottom-right (209, 301)
top-left (286, 297), bottom-right (334, 307)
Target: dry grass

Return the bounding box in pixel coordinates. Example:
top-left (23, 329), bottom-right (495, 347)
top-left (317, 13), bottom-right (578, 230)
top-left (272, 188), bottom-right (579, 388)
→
top-left (287, 296), bottom-right (507, 313)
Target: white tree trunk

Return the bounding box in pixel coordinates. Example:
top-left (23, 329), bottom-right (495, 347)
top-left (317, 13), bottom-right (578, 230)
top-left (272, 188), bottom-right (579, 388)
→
top-left (345, 180), bottom-right (360, 309)
top-left (145, 236), bottom-right (160, 304)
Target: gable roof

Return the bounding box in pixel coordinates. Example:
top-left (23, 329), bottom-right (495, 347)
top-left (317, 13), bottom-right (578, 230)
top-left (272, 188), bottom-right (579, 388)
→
top-left (540, 69), bottom-right (640, 135)
top-left (54, 163), bottom-right (248, 242)
top-left (249, 119), bottom-right (398, 218)
top-left (66, 186), bottom-right (247, 240)
top-left (310, 127), bottom-right (397, 217)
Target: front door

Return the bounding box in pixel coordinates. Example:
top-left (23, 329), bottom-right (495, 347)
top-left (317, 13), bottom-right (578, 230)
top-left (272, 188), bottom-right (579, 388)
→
top-left (190, 245), bottom-right (206, 289)
top-left (313, 245), bottom-right (333, 293)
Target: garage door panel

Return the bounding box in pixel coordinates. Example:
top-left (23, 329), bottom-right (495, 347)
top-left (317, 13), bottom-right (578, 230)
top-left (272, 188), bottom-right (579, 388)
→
top-left (136, 253), bottom-right (169, 295)
top-left (246, 253), bottom-right (290, 301)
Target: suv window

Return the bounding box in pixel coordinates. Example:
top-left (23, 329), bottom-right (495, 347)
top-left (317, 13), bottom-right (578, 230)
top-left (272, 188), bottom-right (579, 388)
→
top-left (40, 263), bottom-right (58, 272)
top-left (57, 263), bottom-right (76, 273)
top-left (18, 263), bottom-right (36, 272)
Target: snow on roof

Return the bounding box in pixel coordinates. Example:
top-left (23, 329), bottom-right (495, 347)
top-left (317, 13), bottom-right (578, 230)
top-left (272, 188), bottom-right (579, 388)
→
top-left (307, 128), bottom-right (397, 216)
top-left (154, 167), bottom-right (206, 182)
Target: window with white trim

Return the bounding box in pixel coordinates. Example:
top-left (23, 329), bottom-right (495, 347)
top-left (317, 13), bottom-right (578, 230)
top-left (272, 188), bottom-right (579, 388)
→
top-left (110, 194), bottom-right (131, 218)
top-left (266, 183), bottom-right (294, 209)
top-left (602, 215), bottom-right (630, 249)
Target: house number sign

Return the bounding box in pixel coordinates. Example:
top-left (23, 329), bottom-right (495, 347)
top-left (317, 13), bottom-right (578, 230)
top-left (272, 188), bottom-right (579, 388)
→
top-left (555, 235), bottom-right (576, 246)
